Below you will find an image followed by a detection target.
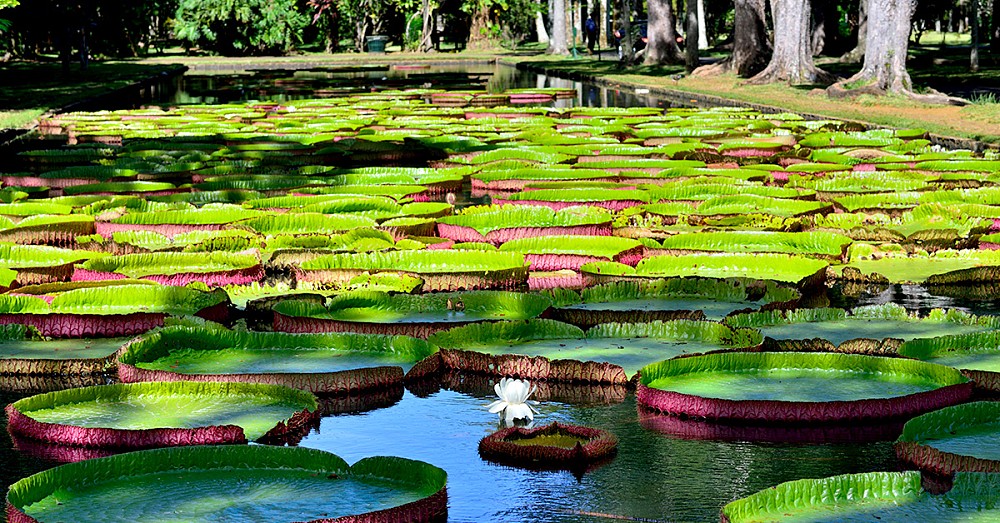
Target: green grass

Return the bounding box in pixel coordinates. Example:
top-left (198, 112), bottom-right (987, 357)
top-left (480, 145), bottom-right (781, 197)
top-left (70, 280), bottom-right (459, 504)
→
top-left (915, 31), bottom-right (973, 46)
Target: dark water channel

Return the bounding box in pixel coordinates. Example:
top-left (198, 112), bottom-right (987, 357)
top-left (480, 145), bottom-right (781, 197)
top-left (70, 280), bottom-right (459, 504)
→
top-left (0, 63), bottom-right (983, 522)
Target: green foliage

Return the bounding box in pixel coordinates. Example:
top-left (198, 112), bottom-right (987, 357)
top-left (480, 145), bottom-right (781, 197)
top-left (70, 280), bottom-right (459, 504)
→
top-left (174, 0), bottom-right (308, 55)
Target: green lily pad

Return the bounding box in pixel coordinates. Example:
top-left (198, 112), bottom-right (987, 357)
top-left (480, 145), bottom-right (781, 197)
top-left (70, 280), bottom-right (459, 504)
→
top-left (726, 304), bottom-right (998, 347)
top-left (722, 471), bottom-right (1000, 522)
top-left (120, 326), bottom-right (436, 375)
top-left (7, 446), bottom-right (447, 523)
top-left (10, 381), bottom-right (317, 441)
top-left (641, 352), bottom-right (968, 403)
top-left (431, 319), bottom-right (759, 377)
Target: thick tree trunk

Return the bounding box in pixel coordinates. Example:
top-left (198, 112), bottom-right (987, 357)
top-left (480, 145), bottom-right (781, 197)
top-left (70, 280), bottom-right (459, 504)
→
top-left (645, 0), bottom-right (682, 63)
top-left (549, 0), bottom-right (569, 53)
top-left (468, 5), bottom-right (494, 49)
top-left (692, 0), bottom-right (770, 77)
top-left (828, 0), bottom-right (963, 102)
top-left (840, 0), bottom-right (867, 62)
top-left (696, 0), bottom-right (708, 49)
top-left (834, 0), bottom-right (911, 91)
top-left (746, 0), bottom-right (835, 84)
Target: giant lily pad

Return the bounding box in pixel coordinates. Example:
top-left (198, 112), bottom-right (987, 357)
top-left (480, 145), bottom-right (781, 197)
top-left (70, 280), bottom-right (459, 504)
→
top-left (582, 253), bottom-right (829, 287)
top-left (117, 326), bottom-right (436, 394)
top-left (551, 279), bottom-right (799, 326)
top-left (75, 251), bottom-right (263, 287)
top-left (725, 304), bottom-right (999, 351)
top-left (899, 330), bottom-right (1000, 391)
top-left (0, 323), bottom-right (128, 375)
top-left (436, 204), bottom-right (613, 244)
top-left (721, 471), bottom-right (1000, 523)
top-left (273, 290), bottom-right (552, 337)
top-left (638, 352), bottom-right (971, 422)
top-left (0, 284), bottom-right (229, 337)
top-left (5, 445), bottom-right (448, 523)
top-left (896, 401), bottom-right (1000, 476)
top-left (296, 250), bottom-right (529, 291)
top-left (498, 235), bottom-right (643, 270)
top-left (6, 381), bottom-right (319, 449)
top-left (834, 248), bottom-right (1000, 284)
top-left (423, 319), bottom-right (761, 383)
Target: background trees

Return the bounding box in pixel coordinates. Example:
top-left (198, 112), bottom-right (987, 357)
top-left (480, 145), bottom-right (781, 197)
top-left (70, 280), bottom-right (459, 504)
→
top-left (173, 0), bottom-right (308, 55)
top-left (0, 0), bottom-right (991, 105)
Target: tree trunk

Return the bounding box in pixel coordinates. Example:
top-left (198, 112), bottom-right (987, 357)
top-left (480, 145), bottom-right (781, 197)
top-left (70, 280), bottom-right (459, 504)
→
top-left (685, 3), bottom-right (699, 71)
top-left (536, 10), bottom-right (550, 43)
top-left (549, 0), bottom-right (569, 53)
top-left (746, 0), bottom-right (835, 84)
top-left (971, 0), bottom-right (979, 71)
top-left (696, 0), bottom-right (708, 49)
top-left (469, 6), bottom-right (489, 48)
top-left (828, 0), bottom-right (962, 102)
top-left (840, 0), bottom-right (867, 62)
top-left (693, 0), bottom-right (770, 77)
top-left (832, 0), bottom-right (911, 92)
top-left (620, 0), bottom-right (634, 62)
top-left (355, 17), bottom-right (370, 52)
top-left (645, 0), bottom-right (682, 63)
top-left (420, 0), bottom-right (433, 51)
top-left (692, 0), bottom-right (771, 78)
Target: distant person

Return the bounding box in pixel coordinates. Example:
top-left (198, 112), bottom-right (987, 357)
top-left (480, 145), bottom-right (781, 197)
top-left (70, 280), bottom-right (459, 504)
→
top-left (586, 16), bottom-right (598, 53)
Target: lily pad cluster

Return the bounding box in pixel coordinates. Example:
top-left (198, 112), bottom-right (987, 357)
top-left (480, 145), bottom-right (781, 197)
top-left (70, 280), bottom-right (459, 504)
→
top-left (5, 78), bottom-right (1000, 521)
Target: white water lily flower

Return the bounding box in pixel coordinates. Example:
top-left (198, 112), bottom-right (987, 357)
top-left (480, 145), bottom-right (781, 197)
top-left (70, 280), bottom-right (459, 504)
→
top-left (486, 378), bottom-right (540, 425)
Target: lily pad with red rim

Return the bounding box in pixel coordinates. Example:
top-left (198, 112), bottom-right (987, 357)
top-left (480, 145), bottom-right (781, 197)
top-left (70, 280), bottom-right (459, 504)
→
top-left (6, 381), bottom-right (320, 450)
top-left (637, 352), bottom-right (971, 423)
top-left (116, 326), bottom-right (436, 394)
top-left (5, 445), bottom-right (448, 523)
top-left (895, 401), bottom-right (1000, 476)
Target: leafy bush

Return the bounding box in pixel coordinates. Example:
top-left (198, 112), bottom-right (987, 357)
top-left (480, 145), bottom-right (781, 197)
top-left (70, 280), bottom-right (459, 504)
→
top-left (174, 0), bottom-right (308, 55)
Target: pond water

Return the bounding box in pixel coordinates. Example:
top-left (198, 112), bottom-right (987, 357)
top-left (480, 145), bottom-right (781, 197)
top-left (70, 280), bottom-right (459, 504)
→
top-left (155, 62), bottom-right (675, 110)
top-left (0, 62), bottom-right (989, 522)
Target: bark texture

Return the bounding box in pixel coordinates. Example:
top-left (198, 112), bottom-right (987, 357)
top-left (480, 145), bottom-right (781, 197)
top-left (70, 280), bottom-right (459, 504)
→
top-left (645, 0), bottom-right (682, 64)
top-left (746, 0), bottom-right (835, 84)
top-left (692, 0), bottom-right (770, 77)
top-left (828, 0), bottom-right (966, 103)
top-left (548, 0), bottom-right (569, 54)
top-left (831, 0), bottom-right (913, 94)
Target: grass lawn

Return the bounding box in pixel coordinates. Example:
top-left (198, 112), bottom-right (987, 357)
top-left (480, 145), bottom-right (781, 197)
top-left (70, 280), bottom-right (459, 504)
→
top-left (504, 46), bottom-right (1000, 145)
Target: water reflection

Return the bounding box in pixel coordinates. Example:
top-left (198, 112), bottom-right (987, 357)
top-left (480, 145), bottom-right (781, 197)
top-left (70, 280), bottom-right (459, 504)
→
top-left (154, 63), bottom-right (684, 112)
top-left (302, 389), bottom-right (899, 522)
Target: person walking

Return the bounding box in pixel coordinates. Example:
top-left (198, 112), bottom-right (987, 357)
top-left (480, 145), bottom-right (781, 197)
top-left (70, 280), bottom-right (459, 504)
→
top-left (585, 16), bottom-right (598, 53)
